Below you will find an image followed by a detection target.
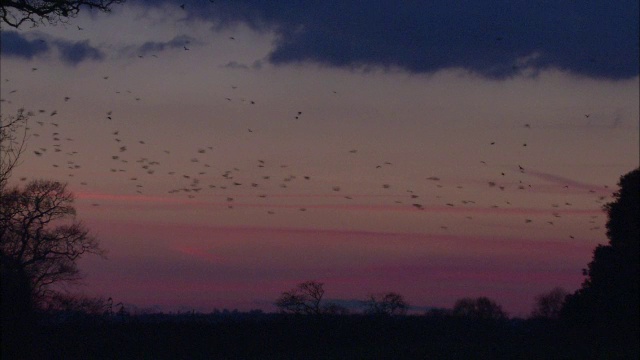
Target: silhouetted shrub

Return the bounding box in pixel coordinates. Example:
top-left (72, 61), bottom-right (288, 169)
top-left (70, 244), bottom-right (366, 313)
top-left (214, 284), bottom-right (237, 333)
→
top-left (452, 297), bottom-right (508, 320)
top-left (362, 292), bottom-right (409, 316)
top-left (530, 287), bottom-right (568, 319)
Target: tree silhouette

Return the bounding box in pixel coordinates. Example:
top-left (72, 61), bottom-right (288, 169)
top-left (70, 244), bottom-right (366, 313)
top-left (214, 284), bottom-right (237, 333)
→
top-left (1, 0), bottom-right (124, 28)
top-left (530, 287), bottom-right (568, 319)
top-left (44, 292), bottom-right (110, 315)
top-left (321, 302), bottom-right (350, 315)
top-left (275, 280), bottom-right (326, 315)
top-left (0, 179), bottom-right (104, 306)
top-left (562, 168), bottom-right (639, 353)
top-left (1, 252), bottom-right (35, 357)
top-left (363, 292), bottom-right (409, 316)
top-left (603, 168), bottom-right (639, 252)
top-left (452, 297), bottom-right (507, 320)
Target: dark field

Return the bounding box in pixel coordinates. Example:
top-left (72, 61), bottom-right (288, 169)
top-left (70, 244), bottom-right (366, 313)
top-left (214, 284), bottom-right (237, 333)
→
top-left (5, 312), bottom-right (636, 360)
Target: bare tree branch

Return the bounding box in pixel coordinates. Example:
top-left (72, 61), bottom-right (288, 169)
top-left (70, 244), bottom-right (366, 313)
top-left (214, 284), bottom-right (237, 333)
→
top-left (363, 292), bottom-right (409, 316)
top-left (1, 0), bottom-right (124, 28)
top-left (275, 280), bottom-right (326, 315)
top-left (0, 108), bottom-right (29, 189)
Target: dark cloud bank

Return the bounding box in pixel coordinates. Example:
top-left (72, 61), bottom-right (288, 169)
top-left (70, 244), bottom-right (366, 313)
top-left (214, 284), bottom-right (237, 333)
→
top-left (0, 31), bottom-right (50, 59)
top-left (1, 31), bottom-right (104, 65)
top-left (163, 0), bottom-right (639, 79)
top-left (3, 1), bottom-right (637, 79)
top-left (136, 35), bottom-right (196, 56)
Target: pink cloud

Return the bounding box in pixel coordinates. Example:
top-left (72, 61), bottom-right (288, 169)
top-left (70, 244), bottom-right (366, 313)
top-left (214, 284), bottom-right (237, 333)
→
top-left (76, 191), bottom-right (192, 204)
top-left (173, 246), bottom-right (227, 263)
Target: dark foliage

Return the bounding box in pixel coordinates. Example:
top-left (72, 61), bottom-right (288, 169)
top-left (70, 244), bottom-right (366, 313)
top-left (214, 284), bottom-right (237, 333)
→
top-left (562, 168), bottom-right (640, 357)
top-left (530, 287), bottom-right (568, 320)
top-left (452, 297), bottom-right (508, 321)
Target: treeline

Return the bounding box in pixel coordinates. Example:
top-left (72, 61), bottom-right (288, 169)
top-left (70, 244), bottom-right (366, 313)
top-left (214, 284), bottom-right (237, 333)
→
top-left (2, 282), bottom-right (635, 359)
top-left (2, 307), bottom-right (583, 359)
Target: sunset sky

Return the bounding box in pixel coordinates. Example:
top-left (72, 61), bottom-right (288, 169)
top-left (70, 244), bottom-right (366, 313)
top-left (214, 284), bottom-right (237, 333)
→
top-left (1, 0), bottom-right (638, 316)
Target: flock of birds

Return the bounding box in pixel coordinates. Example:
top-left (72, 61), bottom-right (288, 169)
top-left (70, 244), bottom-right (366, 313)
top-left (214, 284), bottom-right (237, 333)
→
top-left (0, 15), bottom-right (614, 240)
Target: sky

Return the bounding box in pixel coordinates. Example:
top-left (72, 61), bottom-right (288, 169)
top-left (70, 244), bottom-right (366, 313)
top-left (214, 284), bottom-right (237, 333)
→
top-left (1, 0), bottom-right (638, 316)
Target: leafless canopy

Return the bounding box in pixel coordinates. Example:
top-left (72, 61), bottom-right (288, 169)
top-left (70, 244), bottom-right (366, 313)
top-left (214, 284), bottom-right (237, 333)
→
top-left (0, 0), bottom-right (124, 28)
top-left (0, 179), bottom-right (104, 304)
top-left (275, 280), bottom-right (326, 315)
top-left (363, 292), bottom-right (409, 316)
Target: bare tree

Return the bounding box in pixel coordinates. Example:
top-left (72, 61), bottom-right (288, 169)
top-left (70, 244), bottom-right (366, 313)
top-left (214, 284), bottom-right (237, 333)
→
top-left (452, 297), bottom-right (508, 320)
top-left (0, 179), bottom-right (104, 306)
top-left (275, 280), bottom-right (326, 315)
top-left (363, 292), bottom-right (409, 316)
top-left (322, 302), bottom-right (350, 315)
top-left (0, 108), bottom-right (29, 190)
top-left (530, 287), bottom-right (568, 319)
top-left (44, 292), bottom-right (110, 315)
top-left (1, 0), bottom-right (124, 28)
